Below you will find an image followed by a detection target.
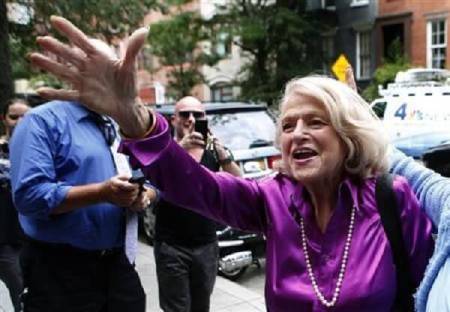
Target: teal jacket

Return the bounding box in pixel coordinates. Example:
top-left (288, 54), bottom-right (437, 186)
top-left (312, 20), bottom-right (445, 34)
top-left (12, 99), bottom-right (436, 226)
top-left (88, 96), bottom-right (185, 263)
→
top-left (390, 150), bottom-right (450, 312)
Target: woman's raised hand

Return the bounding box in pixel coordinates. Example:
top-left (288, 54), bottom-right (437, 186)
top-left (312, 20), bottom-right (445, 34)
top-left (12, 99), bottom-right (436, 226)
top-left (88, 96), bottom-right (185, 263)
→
top-left (345, 65), bottom-right (357, 92)
top-left (29, 16), bottom-right (151, 137)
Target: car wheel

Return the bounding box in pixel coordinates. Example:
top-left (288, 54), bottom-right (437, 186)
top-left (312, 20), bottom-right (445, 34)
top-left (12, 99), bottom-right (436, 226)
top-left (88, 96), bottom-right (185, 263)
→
top-left (218, 265), bottom-right (248, 281)
top-left (141, 205), bottom-right (156, 246)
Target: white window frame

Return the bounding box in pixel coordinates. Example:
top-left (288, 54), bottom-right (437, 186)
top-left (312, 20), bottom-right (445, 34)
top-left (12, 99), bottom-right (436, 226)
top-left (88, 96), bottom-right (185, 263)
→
top-left (321, 0), bottom-right (336, 10)
top-left (322, 35), bottom-right (335, 72)
top-left (427, 19), bottom-right (447, 69)
top-left (211, 83), bottom-right (234, 102)
top-left (350, 0), bottom-right (369, 8)
top-left (356, 30), bottom-right (371, 79)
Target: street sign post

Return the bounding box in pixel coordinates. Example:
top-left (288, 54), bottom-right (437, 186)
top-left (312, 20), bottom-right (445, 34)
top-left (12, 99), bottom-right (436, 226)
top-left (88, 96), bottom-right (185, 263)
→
top-left (332, 54), bottom-right (350, 82)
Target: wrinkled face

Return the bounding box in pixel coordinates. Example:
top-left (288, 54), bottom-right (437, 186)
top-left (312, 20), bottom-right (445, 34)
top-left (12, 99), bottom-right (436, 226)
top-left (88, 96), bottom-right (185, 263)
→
top-left (172, 99), bottom-right (206, 139)
top-left (279, 94), bottom-right (346, 187)
top-left (4, 102), bottom-right (30, 136)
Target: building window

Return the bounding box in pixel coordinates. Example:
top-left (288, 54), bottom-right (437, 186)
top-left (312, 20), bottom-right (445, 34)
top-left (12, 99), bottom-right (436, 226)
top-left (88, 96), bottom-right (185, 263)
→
top-left (211, 83), bottom-right (234, 102)
top-left (350, 0), bottom-right (369, 7)
top-left (321, 0), bottom-right (335, 10)
top-left (322, 35), bottom-right (335, 73)
top-left (356, 30), bottom-right (371, 79)
top-left (214, 32), bottom-right (232, 57)
top-left (427, 19), bottom-right (447, 69)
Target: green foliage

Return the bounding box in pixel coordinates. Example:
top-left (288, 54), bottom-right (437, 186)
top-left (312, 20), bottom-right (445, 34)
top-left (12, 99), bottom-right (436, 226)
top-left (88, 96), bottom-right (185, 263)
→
top-left (7, 0), bottom-right (176, 83)
top-left (211, 1), bottom-right (327, 106)
top-left (148, 10), bottom-right (222, 99)
top-left (362, 38), bottom-right (412, 102)
top-left (13, 0), bottom-right (164, 39)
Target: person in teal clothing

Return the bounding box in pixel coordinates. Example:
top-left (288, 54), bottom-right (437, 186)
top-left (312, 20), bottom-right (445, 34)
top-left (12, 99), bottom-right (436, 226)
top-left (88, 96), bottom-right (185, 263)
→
top-left (345, 66), bottom-right (450, 311)
top-left (390, 150), bottom-right (450, 312)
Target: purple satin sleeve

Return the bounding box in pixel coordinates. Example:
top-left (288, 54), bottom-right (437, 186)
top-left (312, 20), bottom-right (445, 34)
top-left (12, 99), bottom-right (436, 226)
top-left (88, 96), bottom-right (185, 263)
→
top-left (119, 113), bottom-right (267, 232)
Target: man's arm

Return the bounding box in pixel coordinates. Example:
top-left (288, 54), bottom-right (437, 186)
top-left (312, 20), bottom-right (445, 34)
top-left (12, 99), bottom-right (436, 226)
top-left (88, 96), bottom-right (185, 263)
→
top-left (214, 139), bottom-right (242, 177)
top-left (220, 161), bottom-right (242, 177)
top-left (389, 148), bottom-right (450, 227)
top-left (52, 175), bottom-right (140, 214)
top-left (10, 112), bottom-right (140, 218)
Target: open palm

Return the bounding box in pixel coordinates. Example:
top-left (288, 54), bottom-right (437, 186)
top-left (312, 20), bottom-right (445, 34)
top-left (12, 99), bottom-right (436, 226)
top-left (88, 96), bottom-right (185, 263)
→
top-left (30, 16), bottom-right (150, 135)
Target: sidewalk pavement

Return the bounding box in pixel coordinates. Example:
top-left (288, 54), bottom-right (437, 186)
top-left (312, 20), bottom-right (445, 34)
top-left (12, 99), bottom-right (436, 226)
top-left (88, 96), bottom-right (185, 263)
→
top-left (0, 241), bottom-right (266, 312)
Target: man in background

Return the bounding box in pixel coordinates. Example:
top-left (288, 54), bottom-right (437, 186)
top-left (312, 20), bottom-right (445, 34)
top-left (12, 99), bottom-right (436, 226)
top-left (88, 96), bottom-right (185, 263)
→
top-left (154, 96), bottom-right (241, 312)
top-left (9, 40), bottom-right (156, 312)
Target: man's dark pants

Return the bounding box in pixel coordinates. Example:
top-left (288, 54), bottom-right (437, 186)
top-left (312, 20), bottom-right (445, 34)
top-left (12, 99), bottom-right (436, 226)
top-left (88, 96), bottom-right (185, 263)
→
top-left (154, 241), bottom-right (218, 312)
top-left (20, 240), bottom-right (146, 312)
top-left (0, 244), bottom-right (23, 312)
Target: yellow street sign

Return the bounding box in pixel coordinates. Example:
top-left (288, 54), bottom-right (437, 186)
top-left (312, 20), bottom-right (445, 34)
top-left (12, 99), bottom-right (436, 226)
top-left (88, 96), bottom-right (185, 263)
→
top-left (332, 54), bottom-right (350, 82)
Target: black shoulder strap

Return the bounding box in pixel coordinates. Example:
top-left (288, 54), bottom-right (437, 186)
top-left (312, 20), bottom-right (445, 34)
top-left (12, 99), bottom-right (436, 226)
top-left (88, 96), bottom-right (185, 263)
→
top-left (375, 174), bottom-right (414, 312)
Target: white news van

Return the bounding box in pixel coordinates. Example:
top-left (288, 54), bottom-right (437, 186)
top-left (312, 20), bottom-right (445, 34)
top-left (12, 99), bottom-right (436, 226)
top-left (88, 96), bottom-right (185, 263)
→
top-left (371, 68), bottom-right (450, 159)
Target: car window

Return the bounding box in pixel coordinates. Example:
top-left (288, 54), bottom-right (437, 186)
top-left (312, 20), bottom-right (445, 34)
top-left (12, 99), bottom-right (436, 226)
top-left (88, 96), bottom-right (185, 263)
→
top-left (208, 111), bottom-right (276, 150)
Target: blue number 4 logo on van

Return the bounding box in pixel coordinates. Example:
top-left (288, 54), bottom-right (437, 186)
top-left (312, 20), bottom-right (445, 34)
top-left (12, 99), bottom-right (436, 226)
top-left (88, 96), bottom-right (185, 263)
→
top-left (394, 103), bottom-right (407, 120)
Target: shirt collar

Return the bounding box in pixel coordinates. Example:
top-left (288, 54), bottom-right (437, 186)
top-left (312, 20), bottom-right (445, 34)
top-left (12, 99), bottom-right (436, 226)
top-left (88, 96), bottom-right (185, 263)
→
top-left (69, 102), bottom-right (94, 122)
top-left (286, 175), bottom-right (362, 218)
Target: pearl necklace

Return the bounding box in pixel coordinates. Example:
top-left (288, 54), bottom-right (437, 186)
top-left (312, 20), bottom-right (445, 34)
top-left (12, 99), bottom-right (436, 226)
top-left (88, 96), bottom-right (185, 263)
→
top-left (299, 205), bottom-right (356, 308)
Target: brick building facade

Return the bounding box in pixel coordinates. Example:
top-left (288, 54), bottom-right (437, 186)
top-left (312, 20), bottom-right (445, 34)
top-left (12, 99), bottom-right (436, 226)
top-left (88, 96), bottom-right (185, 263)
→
top-left (376, 0), bottom-right (450, 68)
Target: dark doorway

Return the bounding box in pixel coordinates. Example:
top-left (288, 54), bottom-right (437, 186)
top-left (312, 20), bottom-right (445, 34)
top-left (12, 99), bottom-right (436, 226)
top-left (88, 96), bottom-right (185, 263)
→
top-left (382, 23), bottom-right (404, 61)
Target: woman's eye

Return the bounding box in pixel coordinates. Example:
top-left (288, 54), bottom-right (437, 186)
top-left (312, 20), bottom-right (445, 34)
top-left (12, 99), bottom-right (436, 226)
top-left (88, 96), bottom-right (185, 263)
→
top-left (310, 119), bottom-right (326, 128)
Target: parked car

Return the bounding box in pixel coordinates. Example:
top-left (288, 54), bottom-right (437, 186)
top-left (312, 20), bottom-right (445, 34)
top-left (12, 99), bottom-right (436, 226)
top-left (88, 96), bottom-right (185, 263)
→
top-left (139, 102), bottom-right (281, 246)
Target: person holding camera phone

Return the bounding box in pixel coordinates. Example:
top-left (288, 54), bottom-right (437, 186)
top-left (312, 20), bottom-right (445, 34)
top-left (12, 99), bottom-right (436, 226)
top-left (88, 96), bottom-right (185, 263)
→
top-left (153, 96), bottom-right (241, 312)
top-left (0, 98), bottom-right (30, 312)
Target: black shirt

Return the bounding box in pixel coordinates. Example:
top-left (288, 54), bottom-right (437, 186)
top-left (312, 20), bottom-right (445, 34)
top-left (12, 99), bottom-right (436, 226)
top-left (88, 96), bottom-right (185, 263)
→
top-left (0, 144), bottom-right (25, 245)
top-left (154, 149), bottom-right (221, 246)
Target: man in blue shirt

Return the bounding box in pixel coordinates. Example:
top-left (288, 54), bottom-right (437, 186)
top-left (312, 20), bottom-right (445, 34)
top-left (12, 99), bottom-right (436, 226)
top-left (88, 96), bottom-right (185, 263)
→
top-left (9, 99), bottom-right (152, 312)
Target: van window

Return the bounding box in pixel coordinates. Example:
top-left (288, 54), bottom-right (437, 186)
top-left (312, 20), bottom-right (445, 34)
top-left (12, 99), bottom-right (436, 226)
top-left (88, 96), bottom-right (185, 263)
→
top-left (371, 101), bottom-right (387, 119)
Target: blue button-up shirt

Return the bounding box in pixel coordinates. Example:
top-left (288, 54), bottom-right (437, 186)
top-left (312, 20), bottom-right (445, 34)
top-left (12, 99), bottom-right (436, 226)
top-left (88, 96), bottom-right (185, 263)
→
top-left (10, 101), bottom-right (124, 250)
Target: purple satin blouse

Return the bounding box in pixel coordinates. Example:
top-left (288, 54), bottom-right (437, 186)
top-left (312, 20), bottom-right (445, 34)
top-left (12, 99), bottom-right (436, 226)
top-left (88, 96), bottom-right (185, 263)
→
top-left (120, 113), bottom-right (434, 312)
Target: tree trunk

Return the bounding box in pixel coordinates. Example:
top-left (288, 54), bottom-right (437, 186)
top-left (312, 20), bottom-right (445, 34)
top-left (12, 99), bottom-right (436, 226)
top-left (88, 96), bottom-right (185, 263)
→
top-left (0, 0), bottom-right (14, 112)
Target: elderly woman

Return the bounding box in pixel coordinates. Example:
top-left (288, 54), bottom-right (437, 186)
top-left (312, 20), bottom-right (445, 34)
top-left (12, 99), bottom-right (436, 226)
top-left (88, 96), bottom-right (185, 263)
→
top-left (120, 76), bottom-right (433, 311)
top-left (30, 17), bottom-right (435, 311)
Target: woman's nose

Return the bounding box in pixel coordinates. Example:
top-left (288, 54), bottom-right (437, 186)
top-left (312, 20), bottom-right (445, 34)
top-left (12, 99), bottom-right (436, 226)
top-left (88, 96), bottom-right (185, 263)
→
top-left (293, 120), bottom-right (308, 137)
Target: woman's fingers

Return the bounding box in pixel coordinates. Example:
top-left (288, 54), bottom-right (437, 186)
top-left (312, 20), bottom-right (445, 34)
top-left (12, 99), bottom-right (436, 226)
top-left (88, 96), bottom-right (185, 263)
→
top-left (36, 36), bottom-right (86, 68)
top-left (123, 27), bottom-right (149, 70)
top-left (345, 66), bottom-right (357, 91)
top-left (29, 53), bottom-right (82, 86)
top-left (50, 16), bottom-right (96, 55)
top-left (36, 88), bottom-right (80, 102)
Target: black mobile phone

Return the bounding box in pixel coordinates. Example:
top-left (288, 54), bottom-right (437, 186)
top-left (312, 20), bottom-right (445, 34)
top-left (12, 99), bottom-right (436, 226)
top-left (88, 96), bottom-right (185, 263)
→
top-left (128, 176), bottom-right (146, 186)
top-left (129, 176), bottom-right (146, 194)
top-left (194, 119), bottom-right (208, 139)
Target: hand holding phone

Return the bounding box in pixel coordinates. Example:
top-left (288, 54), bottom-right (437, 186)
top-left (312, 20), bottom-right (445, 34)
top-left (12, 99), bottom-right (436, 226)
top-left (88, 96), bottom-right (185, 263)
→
top-left (129, 176), bottom-right (146, 193)
top-left (194, 119), bottom-right (208, 140)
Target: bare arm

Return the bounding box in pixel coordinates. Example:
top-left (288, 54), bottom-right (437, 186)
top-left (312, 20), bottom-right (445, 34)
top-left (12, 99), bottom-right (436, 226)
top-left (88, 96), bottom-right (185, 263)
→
top-left (214, 139), bottom-right (242, 177)
top-left (221, 161), bottom-right (242, 177)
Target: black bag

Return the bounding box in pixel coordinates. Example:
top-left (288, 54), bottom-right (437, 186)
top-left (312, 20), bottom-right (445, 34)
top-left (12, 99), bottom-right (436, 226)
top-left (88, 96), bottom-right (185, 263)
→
top-left (375, 174), bottom-right (415, 312)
